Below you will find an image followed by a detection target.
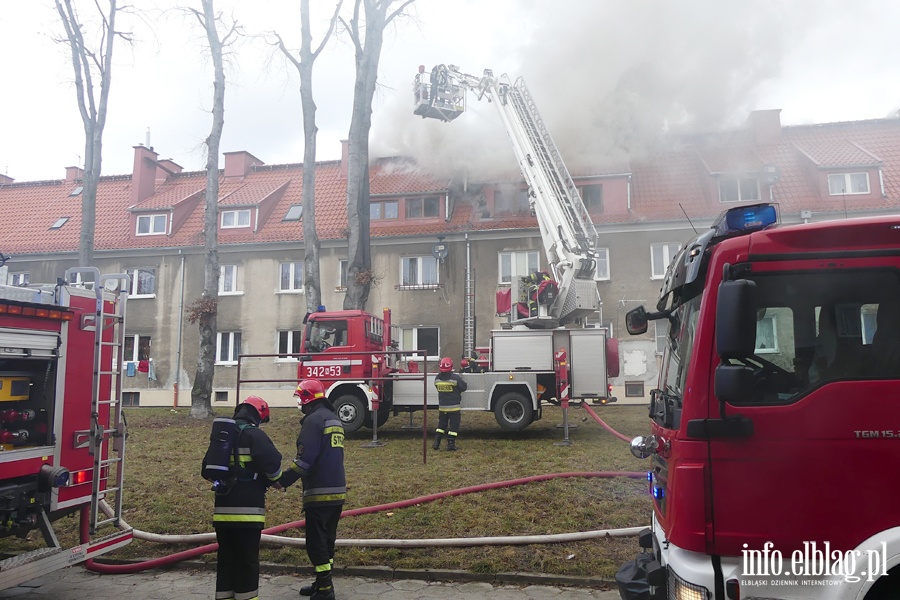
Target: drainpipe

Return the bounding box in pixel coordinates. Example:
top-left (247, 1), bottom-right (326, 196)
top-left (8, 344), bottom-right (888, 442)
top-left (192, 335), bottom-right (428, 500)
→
top-left (464, 233), bottom-right (474, 359)
top-left (174, 253), bottom-right (186, 407)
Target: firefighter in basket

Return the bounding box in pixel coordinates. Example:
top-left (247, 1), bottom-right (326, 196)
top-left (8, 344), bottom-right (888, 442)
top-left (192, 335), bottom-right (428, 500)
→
top-left (432, 357), bottom-right (468, 451)
top-left (280, 379), bottom-right (347, 600)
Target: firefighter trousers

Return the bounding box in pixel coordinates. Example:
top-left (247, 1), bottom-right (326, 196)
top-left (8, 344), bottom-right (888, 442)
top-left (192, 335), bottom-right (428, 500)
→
top-left (436, 409), bottom-right (461, 438)
top-left (214, 526), bottom-right (261, 600)
top-left (305, 504), bottom-right (343, 574)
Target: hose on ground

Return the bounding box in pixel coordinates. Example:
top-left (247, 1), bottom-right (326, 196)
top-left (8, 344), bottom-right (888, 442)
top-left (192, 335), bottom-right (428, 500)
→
top-left (85, 471), bottom-right (646, 574)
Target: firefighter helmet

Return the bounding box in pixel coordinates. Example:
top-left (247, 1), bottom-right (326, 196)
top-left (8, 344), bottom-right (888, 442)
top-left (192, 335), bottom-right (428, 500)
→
top-left (242, 395), bottom-right (270, 423)
top-left (294, 379), bottom-right (326, 406)
top-left (439, 357), bottom-right (454, 372)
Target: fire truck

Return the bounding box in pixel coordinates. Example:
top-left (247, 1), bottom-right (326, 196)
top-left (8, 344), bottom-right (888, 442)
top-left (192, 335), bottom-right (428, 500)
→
top-left (618, 203), bottom-right (900, 599)
top-left (0, 266), bottom-right (132, 590)
top-left (293, 65), bottom-right (618, 434)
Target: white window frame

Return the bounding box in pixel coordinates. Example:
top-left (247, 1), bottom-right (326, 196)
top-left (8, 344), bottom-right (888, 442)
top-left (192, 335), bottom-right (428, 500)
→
top-left (827, 172), bottom-right (870, 195)
top-left (219, 265), bottom-right (241, 295)
top-left (498, 250), bottom-right (540, 284)
top-left (650, 243), bottom-right (680, 280)
top-left (755, 315), bottom-right (778, 354)
top-left (718, 175), bottom-right (761, 203)
top-left (338, 259), bottom-right (349, 290)
top-left (399, 326), bottom-right (440, 362)
top-left (595, 248), bottom-right (611, 281)
top-left (400, 256), bottom-right (439, 287)
top-left (136, 214), bottom-right (167, 236)
top-left (278, 262), bottom-right (303, 293)
top-left (654, 321), bottom-right (668, 355)
top-left (276, 330), bottom-right (303, 361)
top-left (123, 334), bottom-right (152, 363)
top-left (8, 272), bottom-right (29, 286)
top-left (216, 331), bottom-right (242, 365)
top-left (124, 267), bottom-right (156, 298)
top-left (221, 209), bottom-right (251, 229)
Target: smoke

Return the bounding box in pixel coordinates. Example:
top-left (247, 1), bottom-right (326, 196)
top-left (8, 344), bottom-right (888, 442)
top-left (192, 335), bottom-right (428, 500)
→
top-left (371, 0), bottom-right (845, 176)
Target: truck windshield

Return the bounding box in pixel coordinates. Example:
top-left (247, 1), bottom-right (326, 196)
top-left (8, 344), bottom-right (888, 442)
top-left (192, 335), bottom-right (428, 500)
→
top-left (722, 268), bottom-right (900, 404)
top-left (653, 295), bottom-right (702, 429)
top-left (305, 319), bottom-right (348, 352)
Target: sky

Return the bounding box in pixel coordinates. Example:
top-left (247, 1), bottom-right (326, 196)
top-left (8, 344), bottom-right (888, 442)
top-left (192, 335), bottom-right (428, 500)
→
top-left (2, 0), bottom-right (900, 183)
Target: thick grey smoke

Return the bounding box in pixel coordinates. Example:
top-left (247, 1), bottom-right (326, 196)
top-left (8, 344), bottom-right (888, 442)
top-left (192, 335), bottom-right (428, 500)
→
top-left (371, 0), bottom-right (853, 176)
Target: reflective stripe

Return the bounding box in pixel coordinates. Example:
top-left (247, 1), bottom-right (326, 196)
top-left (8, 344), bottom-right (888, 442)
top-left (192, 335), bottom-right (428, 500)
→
top-left (235, 590), bottom-right (259, 600)
top-left (447, 431), bottom-right (458, 437)
top-left (215, 591), bottom-right (235, 599)
top-left (213, 514), bottom-right (266, 523)
top-left (266, 469), bottom-right (283, 480)
top-left (315, 562), bottom-right (332, 573)
top-left (323, 426), bottom-right (343, 435)
top-left (214, 506), bottom-right (266, 515)
top-left (323, 419), bottom-right (343, 428)
top-left (303, 493), bottom-right (347, 504)
top-left (294, 459), bottom-right (311, 471)
top-left (435, 428), bottom-right (446, 434)
top-left (439, 406), bottom-right (461, 412)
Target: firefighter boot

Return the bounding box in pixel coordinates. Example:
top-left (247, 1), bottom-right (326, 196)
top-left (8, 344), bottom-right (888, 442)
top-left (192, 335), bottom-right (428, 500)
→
top-left (432, 433), bottom-right (442, 450)
top-left (446, 437), bottom-right (458, 451)
top-left (309, 571), bottom-right (335, 600)
top-left (298, 581), bottom-right (317, 596)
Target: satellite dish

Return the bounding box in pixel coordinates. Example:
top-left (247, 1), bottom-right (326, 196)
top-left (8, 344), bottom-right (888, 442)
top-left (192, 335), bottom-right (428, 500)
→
top-left (432, 238), bottom-right (448, 263)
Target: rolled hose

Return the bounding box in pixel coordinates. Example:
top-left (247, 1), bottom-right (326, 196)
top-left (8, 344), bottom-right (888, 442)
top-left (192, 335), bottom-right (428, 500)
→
top-left (84, 471), bottom-right (646, 574)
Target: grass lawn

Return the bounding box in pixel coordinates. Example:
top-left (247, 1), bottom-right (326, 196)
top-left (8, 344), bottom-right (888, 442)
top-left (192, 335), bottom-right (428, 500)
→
top-left (2, 403), bottom-right (653, 580)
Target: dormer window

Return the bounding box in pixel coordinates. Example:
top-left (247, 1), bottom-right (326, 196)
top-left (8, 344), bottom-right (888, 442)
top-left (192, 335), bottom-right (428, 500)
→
top-left (405, 196), bottom-right (440, 219)
top-left (136, 214), bottom-right (167, 236)
top-left (221, 209), bottom-right (251, 228)
top-left (828, 172), bottom-right (870, 195)
top-left (718, 175), bottom-right (760, 203)
top-left (371, 200), bottom-right (399, 220)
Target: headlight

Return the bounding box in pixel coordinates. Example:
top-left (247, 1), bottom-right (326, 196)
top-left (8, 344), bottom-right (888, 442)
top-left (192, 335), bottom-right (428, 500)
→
top-left (669, 568), bottom-right (709, 600)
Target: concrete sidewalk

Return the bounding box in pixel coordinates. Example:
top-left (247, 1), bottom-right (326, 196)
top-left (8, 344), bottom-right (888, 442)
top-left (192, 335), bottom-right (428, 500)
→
top-left (0, 565), bottom-right (622, 599)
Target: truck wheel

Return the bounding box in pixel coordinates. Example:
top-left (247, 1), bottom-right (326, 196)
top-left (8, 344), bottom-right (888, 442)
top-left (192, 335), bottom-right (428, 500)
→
top-left (363, 405), bottom-right (390, 429)
top-left (494, 392), bottom-right (534, 431)
top-left (333, 394), bottom-right (365, 433)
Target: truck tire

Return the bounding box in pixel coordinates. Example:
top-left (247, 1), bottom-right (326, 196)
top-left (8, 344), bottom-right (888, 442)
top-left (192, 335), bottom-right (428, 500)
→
top-left (332, 394), bottom-right (366, 433)
top-left (363, 404), bottom-right (390, 429)
top-left (494, 392), bottom-right (534, 431)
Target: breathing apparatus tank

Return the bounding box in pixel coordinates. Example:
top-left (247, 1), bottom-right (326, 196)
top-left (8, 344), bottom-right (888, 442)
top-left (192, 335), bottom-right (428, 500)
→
top-left (202, 417), bottom-right (240, 494)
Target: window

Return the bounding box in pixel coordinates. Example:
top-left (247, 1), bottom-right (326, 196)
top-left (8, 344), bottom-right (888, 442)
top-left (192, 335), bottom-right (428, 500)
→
top-left (221, 209), bottom-right (251, 229)
top-left (220, 265), bottom-right (240, 294)
top-left (338, 260), bottom-right (349, 289)
top-left (123, 335), bottom-right (151, 362)
top-left (8, 272), bottom-right (29, 286)
top-left (277, 330), bottom-right (303, 359)
top-left (279, 262), bottom-right (303, 292)
top-left (305, 320), bottom-right (349, 352)
top-left (68, 186), bottom-right (83, 197)
top-left (50, 217), bottom-right (69, 229)
top-left (499, 250), bottom-right (540, 284)
top-left (405, 196), bottom-right (440, 219)
top-left (136, 214), bottom-right (167, 236)
top-left (401, 256), bottom-right (439, 287)
top-left (400, 326), bottom-right (439, 361)
top-left (494, 187), bottom-right (529, 214)
top-left (125, 267), bottom-right (156, 297)
top-left (370, 200), bottom-right (399, 220)
top-left (625, 381), bottom-right (645, 397)
top-left (578, 184), bottom-right (603, 211)
top-left (216, 331), bottom-right (242, 364)
top-left (828, 172), bottom-right (870, 195)
top-left (215, 391), bottom-right (229, 403)
top-left (755, 314), bottom-right (778, 354)
top-left (654, 321), bottom-right (668, 355)
top-left (283, 204), bottom-right (303, 221)
top-left (718, 176), bottom-right (760, 203)
top-left (121, 392), bottom-right (140, 407)
top-left (650, 243), bottom-right (680, 280)
top-left (595, 248), bottom-right (610, 281)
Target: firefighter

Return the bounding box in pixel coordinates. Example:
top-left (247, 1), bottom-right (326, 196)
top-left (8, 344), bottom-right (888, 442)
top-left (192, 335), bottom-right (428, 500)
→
top-left (432, 357), bottom-right (468, 451)
top-left (206, 395), bottom-right (284, 600)
top-left (280, 379), bottom-right (346, 600)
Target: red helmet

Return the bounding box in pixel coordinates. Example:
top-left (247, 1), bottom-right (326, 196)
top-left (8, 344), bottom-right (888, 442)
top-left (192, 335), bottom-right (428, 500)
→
top-left (242, 395), bottom-right (270, 423)
top-left (439, 357), bottom-right (453, 372)
top-left (460, 358), bottom-right (470, 368)
top-left (294, 379), bottom-right (326, 406)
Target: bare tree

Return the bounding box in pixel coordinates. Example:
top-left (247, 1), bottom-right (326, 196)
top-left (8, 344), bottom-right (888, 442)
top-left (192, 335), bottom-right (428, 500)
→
top-left (187, 0), bottom-right (239, 419)
top-left (342, 0), bottom-right (415, 310)
top-left (273, 0), bottom-right (343, 314)
top-left (55, 0), bottom-right (130, 267)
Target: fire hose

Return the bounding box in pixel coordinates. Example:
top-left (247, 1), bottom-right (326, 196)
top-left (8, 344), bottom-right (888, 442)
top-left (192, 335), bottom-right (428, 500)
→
top-left (85, 409), bottom-right (642, 574)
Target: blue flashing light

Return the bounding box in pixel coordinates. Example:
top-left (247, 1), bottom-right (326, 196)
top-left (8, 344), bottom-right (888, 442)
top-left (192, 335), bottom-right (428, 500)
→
top-left (714, 203), bottom-right (778, 237)
top-left (647, 471), bottom-right (653, 482)
top-left (317, 305), bottom-right (326, 312)
top-left (652, 486), bottom-right (665, 500)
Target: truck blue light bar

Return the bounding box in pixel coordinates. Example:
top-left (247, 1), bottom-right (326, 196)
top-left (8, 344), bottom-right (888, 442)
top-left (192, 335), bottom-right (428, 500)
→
top-left (713, 203), bottom-right (778, 237)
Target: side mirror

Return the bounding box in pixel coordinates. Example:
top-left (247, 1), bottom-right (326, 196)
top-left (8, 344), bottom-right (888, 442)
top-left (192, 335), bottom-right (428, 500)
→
top-left (303, 340), bottom-right (312, 351)
top-left (716, 280), bottom-right (757, 358)
top-left (714, 364), bottom-right (755, 404)
top-left (625, 306), bottom-right (649, 335)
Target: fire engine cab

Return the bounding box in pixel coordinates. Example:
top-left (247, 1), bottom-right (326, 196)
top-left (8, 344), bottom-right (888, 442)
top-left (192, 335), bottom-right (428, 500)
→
top-left (0, 266), bottom-right (132, 590)
top-left (619, 203), bottom-right (900, 599)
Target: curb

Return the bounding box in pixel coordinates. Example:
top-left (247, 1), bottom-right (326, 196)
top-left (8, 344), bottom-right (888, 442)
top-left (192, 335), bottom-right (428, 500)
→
top-left (96, 558), bottom-right (618, 590)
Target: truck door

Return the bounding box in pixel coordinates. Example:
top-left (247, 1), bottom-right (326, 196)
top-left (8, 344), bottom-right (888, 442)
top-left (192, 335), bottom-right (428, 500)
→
top-left (708, 264), bottom-right (900, 557)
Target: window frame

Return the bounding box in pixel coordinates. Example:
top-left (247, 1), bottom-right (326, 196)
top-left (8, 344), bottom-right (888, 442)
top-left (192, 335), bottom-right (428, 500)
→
top-left (123, 334), bottom-right (152, 363)
top-left (216, 331), bottom-right (242, 365)
top-left (827, 172), bottom-right (870, 195)
top-left (219, 264), bottom-right (241, 295)
top-left (400, 255), bottom-right (440, 288)
top-left (221, 209), bottom-right (251, 229)
top-left (124, 267), bottom-right (156, 298)
top-left (276, 330), bottom-right (304, 361)
top-left (8, 272), bottom-right (29, 287)
top-left (498, 250), bottom-right (540, 285)
top-left (283, 204), bottom-right (303, 221)
top-left (370, 199), bottom-right (399, 220)
top-left (578, 183), bottom-right (603, 212)
top-left (400, 326), bottom-right (440, 362)
top-left (136, 213), bottom-right (167, 236)
top-left (278, 262), bottom-right (303, 293)
top-left (595, 247), bottom-right (611, 281)
top-left (650, 243), bottom-right (681, 280)
top-left (654, 320), bottom-right (668, 355)
top-left (718, 175), bottom-right (761, 203)
top-left (338, 259), bottom-right (349, 290)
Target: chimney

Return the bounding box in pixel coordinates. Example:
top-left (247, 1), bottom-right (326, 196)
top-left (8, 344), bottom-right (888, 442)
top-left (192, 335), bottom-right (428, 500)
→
top-left (156, 159), bottom-right (183, 183)
top-left (224, 151), bottom-right (263, 180)
top-left (341, 139), bottom-right (349, 179)
top-left (131, 145), bottom-right (159, 205)
top-left (65, 166), bottom-right (84, 183)
top-left (0, 174), bottom-right (14, 186)
top-left (748, 109), bottom-right (782, 146)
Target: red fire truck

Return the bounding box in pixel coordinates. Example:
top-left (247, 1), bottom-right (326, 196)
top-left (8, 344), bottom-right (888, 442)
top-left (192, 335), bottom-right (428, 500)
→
top-left (0, 267), bottom-right (132, 590)
top-left (618, 203), bottom-right (900, 599)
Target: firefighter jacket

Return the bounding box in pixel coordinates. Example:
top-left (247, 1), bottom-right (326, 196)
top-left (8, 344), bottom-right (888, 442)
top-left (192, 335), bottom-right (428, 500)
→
top-left (434, 372), bottom-right (468, 410)
top-left (280, 400), bottom-right (346, 508)
top-left (206, 404), bottom-right (284, 529)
